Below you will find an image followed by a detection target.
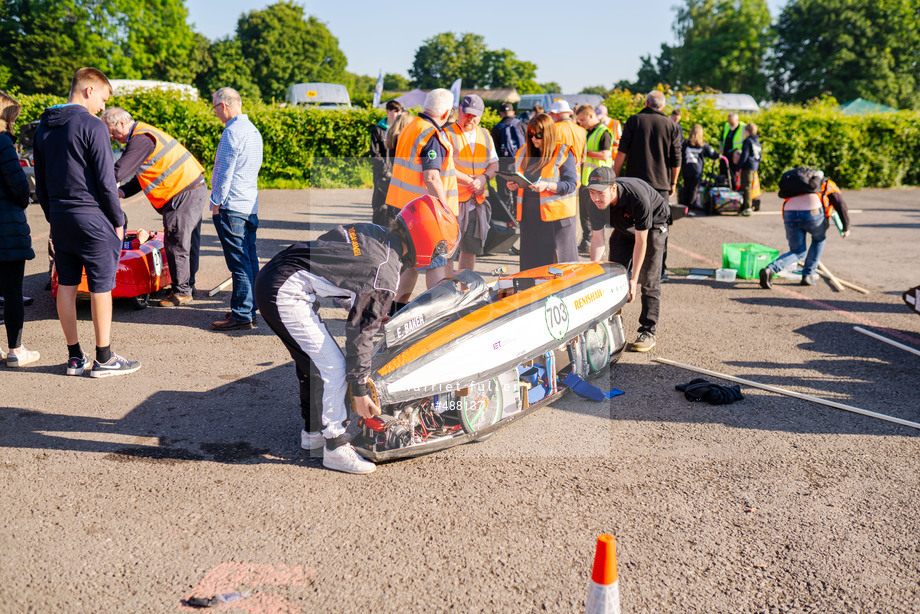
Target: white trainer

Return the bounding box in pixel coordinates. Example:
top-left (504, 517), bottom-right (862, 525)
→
top-left (322, 443), bottom-right (376, 474)
top-left (300, 430), bottom-right (324, 450)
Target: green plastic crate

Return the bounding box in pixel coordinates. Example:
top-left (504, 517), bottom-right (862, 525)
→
top-left (721, 243), bottom-right (780, 279)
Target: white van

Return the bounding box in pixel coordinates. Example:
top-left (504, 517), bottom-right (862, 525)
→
top-left (109, 79), bottom-right (199, 100)
top-left (285, 83), bottom-right (351, 109)
top-left (517, 93), bottom-right (563, 112)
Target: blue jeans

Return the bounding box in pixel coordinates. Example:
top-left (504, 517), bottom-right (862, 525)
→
top-left (213, 210), bottom-right (259, 322)
top-left (769, 210), bottom-right (828, 277)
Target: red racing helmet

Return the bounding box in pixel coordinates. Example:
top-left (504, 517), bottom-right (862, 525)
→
top-left (396, 195), bottom-right (460, 268)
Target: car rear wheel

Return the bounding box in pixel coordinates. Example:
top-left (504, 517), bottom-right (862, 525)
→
top-left (131, 294), bottom-right (150, 310)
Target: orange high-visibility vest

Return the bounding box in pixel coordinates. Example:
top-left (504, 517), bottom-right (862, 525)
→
top-left (554, 119), bottom-right (586, 185)
top-left (513, 143), bottom-right (577, 222)
top-left (385, 115), bottom-right (459, 215)
top-left (606, 118), bottom-right (623, 158)
top-left (131, 122), bottom-right (204, 210)
top-left (819, 179), bottom-right (841, 215)
top-left (445, 123), bottom-right (494, 204)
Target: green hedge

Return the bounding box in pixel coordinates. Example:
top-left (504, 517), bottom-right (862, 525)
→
top-left (17, 90), bottom-right (920, 190)
top-left (603, 91), bottom-right (920, 190)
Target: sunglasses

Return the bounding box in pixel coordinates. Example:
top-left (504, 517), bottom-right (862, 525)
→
top-left (529, 132), bottom-right (544, 139)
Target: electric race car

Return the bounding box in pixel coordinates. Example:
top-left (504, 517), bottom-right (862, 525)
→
top-left (352, 261), bottom-right (630, 461)
top-left (51, 230), bottom-right (172, 309)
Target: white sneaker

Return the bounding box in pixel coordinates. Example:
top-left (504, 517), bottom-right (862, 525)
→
top-left (322, 443), bottom-right (376, 474)
top-left (300, 430), bottom-right (324, 450)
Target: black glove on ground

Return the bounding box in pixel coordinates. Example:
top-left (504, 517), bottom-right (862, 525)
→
top-left (675, 377), bottom-right (744, 405)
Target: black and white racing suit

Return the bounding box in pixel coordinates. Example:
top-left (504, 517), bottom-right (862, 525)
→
top-left (254, 223), bottom-right (403, 442)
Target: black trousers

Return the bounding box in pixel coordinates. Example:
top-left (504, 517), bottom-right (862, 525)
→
top-left (609, 226), bottom-right (666, 335)
top-left (162, 184), bottom-right (206, 295)
top-left (0, 259), bottom-right (26, 348)
top-left (681, 173), bottom-right (703, 209)
top-left (653, 187), bottom-right (671, 275)
top-left (578, 187), bottom-right (594, 241)
top-left (371, 160), bottom-right (390, 226)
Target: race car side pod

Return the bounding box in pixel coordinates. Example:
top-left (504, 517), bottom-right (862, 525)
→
top-left (585, 534), bottom-right (621, 614)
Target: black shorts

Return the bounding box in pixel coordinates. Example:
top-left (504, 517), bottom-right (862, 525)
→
top-left (51, 214), bottom-right (121, 293)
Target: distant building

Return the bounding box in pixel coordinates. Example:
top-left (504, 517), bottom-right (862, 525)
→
top-left (674, 93), bottom-right (761, 112)
top-left (109, 79), bottom-right (198, 100)
top-left (382, 88), bottom-right (520, 109)
top-left (839, 98), bottom-right (897, 115)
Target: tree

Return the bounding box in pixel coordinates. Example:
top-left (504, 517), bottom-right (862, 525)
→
top-left (633, 44), bottom-right (679, 92)
top-left (409, 32), bottom-right (486, 89)
top-left (481, 49), bottom-right (538, 90)
top-left (195, 38), bottom-right (261, 101)
top-left (540, 82), bottom-right (562, 94)
top-left (580, 85), bottom-right (611, 96)
top-left (236, 1), bottom-right (347, 100)
top-left (0, 0), bottom-right (129, 94)
top-left (108, 0), bottom-right (201, 82)
top-left (341, 71), bottom-right (378, 95)
top-left (409, 33), bottom-right (538, 90)
top-left (771, 0), bottom-right (920, 109)
top-left (635, 0), bottom-right (772, 98)
top-left (383, 73), bottom-right (411, 91)
top-left (0, 0), bottom-right (208, 94)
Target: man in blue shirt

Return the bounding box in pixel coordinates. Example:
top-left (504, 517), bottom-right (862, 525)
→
top-left (209, 87), bottom-right (263, 331)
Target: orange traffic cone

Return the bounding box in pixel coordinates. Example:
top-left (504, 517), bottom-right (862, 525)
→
top-left (585, 534), bottom-right (621, 614)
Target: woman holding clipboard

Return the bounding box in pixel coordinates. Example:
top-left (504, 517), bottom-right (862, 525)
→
top-left (502, 113), bottom-right (578, 270)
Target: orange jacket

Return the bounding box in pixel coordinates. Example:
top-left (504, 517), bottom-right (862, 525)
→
top-left (513, 143), bottom-right (577, 222)
top-left (445, 123), bottom-right (494, 204)
top-left (606, 118), bottom-right (623, 158)
top-left (132, 122), bottom-right (204, 210)
top-left (554, 119), bottom-right (587, 185)
top-left (385, 116), bottom-right (459, 215)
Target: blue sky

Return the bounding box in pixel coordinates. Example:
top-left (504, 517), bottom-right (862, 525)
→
top-left (186, 0), bottom-right (788, 93)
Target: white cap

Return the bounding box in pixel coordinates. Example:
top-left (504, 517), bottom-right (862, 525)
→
top-left (549, 99), bottom-right (572, 114)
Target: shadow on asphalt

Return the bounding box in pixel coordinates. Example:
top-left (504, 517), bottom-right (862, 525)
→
top-left (0, 364), bottom-right (324, 468)
top-left (604, 317), bottom-right (920, 438)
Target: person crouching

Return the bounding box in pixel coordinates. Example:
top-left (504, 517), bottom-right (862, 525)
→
top-left (254, 196), bottom-right (459, 474)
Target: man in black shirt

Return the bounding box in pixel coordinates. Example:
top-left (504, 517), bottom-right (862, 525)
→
top-left (586, 167), bottom-right (669, 352)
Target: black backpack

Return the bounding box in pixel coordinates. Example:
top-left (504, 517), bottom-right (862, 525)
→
top-left (778, 167), bottom-right (824, 199)
top-left (498, 118), bottom-right (524, 159)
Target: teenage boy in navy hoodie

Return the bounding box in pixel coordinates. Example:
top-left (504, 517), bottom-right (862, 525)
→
top-left (33, 67), bottom-right (140, 378)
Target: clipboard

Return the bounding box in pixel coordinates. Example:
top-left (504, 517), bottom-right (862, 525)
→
top-left (830, 209), bottom-right (845, 236)
top-left (496, 171), bottom-right (533, 189)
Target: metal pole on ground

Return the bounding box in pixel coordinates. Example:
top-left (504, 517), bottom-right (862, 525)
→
top-left (853, 326), bottom-right (920, 358)
top-left (653, 357), bottom-right (920, 431)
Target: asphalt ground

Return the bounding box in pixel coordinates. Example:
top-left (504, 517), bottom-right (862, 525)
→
top-left (1, 188), bottom-right (918, 613)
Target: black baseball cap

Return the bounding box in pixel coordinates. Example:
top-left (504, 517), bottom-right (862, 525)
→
top-left (499, 102), bottom-right (514, 113)
top-left (586, 167), bottom-right (617, 191)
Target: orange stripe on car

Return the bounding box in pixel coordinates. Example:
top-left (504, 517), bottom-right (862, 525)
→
top-left (377, 263), bottom-right (605, 376)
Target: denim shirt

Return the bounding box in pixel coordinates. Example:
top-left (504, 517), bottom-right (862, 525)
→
top-left (210, 114), bottom-right (263, 215)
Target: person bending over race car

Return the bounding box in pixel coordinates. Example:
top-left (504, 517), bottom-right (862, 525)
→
top-left (254, 195), bottom-right (460, 474)
top-left (586, 167), bottom-right (670, 353)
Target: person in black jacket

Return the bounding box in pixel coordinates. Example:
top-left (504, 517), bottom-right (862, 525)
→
top-left (490, 102), bottom-right (525, 222)
top-left (254, 195), bottom-right (459, 474)
top-left (680, 124), bottom-right (719, 210)
top-left (33, 67), bottom-right (139, 378)
top-left (369, 100), bottom-right (403, 226)
top-left (733, 123), bottom-right (762, 216)
top-left (0, 91), bottom-right (39, 367)
top-left (614, 91), bottom-right (682, 280)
